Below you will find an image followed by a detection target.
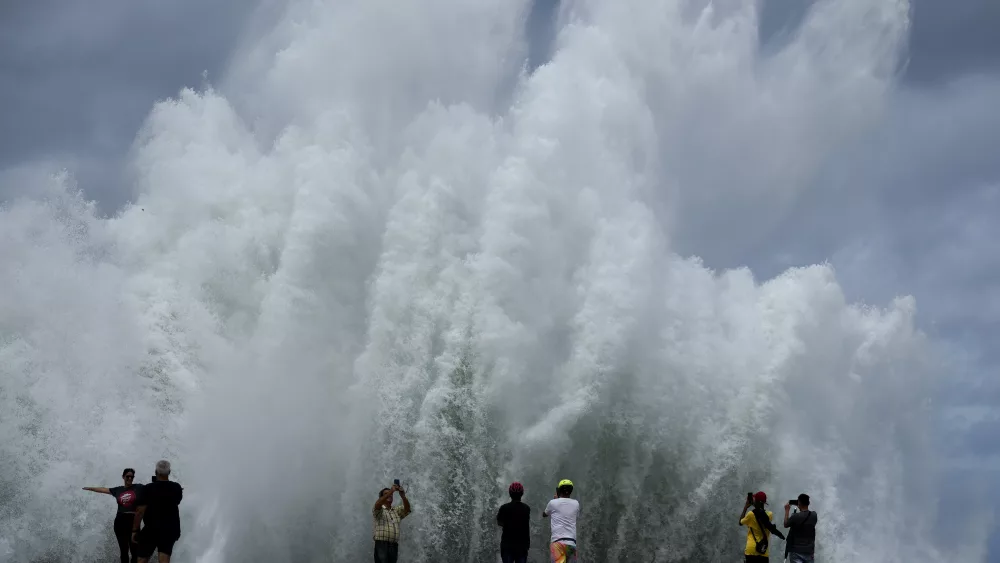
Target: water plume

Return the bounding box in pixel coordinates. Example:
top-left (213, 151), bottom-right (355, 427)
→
top-left (0, 0), bottom-right (986, 561)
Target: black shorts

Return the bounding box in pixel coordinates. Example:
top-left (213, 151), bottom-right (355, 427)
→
top-left (135, 528), bottom-right (178, 558)
top-left (745, 556), bottom-right (769, 563)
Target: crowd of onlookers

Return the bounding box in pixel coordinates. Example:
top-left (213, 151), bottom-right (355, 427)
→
top-left (85, 463), bottom-right (816, 563)
top-left (373, 481), bottom-right (816, 563)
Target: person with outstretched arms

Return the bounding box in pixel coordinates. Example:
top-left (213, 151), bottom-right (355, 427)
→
top-left (82, 467), bottom-right (143, 563)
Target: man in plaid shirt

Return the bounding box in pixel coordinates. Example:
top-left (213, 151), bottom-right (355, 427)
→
top-left (372, 483), bottom-right (411, 563)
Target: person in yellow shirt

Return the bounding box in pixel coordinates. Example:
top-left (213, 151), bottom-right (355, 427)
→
top-left (739, 491), bottom-right (785, 562)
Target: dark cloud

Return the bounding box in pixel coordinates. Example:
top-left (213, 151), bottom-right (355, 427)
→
top-left (907, 0), bottom-right (1000, 82)
top-left (0, 0), bottom-right (257, 211)
top-left (958, 416), bottom-right (1000, 455)
top-left (696, 73), bottom-right (1000, 292)
top-left (526, 0), bottom-right (559, 71)
top-left (759, 0), bottom-right (1000, 84)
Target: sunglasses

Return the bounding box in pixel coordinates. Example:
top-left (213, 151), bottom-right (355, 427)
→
top-left (125, 475), bottom-right (135, 479)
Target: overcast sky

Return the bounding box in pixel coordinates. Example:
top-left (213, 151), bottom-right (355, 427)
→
top-left (2, 0), bottom-right (999, 556)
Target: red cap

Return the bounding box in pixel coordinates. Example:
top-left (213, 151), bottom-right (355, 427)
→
top-left (753, 491), bottom-right (767, 503)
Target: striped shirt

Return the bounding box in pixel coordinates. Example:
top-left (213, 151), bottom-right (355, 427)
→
top-left (373, 504), bottom-right (410, 544)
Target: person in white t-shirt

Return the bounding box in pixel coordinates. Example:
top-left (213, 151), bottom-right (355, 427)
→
top-left (542, 479), bottom-right (580, 563)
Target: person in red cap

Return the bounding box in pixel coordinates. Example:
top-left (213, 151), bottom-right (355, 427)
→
top-left (496, 481), bottom-right (530, 563)
top-left (739, 491), bottom-right (785, 562)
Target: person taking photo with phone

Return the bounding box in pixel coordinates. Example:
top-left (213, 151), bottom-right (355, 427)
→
top-left (783, 494), bottom-right (817, 563)
top-left (739, 491), bottom-right (785, 562)
top-left (372, 481), bottom-right (411, 563)
top-left (543, 479), bottom-right (580, 563)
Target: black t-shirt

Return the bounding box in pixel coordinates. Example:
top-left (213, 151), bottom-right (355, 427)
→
top-left (138, 480), bottom-right (183, 538)
top-left (109, 485), bottom-right (143, 514)
top-left (496, 501), bottom-right (531, 553)
top-left (786, 510), bottom-right (817, 554)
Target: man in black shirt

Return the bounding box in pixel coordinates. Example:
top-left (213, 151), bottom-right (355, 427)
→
top-left (131, 460), bottom-right (183, 563)
top-left (496, 481), bottom-right (531, 563)
top-left (783, 494), bottom-right (818, 563)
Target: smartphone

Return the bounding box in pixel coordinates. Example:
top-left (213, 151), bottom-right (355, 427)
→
top-left (788, 499), bottom-right (798, 506)
top-left (394, 479), bottom-right (400, 486)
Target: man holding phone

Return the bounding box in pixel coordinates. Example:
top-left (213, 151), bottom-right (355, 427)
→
top-left (783, 494), bottom-right (817, 563)
top-left (543, 479), bottom-right (580, 563)
top-left (372, 481), bottom-right (411, 563)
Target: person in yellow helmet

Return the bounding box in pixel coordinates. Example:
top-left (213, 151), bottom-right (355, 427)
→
top-left (542, 479), bottom-right (579, 563)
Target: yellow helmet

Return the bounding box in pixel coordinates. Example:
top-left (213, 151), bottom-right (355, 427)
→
top-left (558, 479), bottom-right (574, 488)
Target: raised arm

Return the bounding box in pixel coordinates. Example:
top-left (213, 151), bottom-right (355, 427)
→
top-left (739, 497), bottom-right (751, 525)
top-left (783, 503), bottom-right (792, 528)
top-left (82, 487), bottom-right (111, 494)
top-left (399, 487), bottom-right (411, 516)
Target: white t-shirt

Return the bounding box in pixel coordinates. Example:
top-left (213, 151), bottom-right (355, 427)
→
top-left (544, 497), bottom-right (580, 545)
